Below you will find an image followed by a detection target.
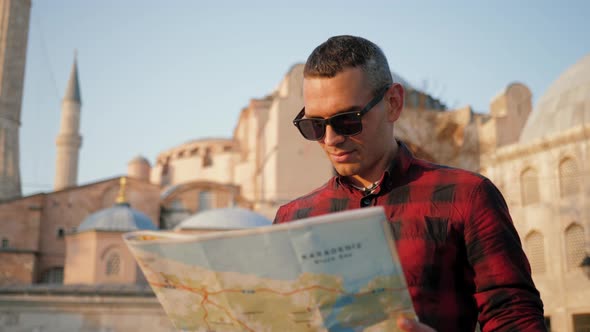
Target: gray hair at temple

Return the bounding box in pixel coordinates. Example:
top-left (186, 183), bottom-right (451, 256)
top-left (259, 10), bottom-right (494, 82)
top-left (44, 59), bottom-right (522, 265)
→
top-left (303, 35), bottom-right (393, 95)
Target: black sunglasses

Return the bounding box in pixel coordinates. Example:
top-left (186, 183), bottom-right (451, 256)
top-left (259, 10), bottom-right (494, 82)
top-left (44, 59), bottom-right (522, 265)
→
top-left (293, 85), bottom-right (390, 141)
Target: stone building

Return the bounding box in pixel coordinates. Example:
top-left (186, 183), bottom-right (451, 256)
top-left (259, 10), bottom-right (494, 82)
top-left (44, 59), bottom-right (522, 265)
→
top-left (483, 54), bottom-right (590, 331)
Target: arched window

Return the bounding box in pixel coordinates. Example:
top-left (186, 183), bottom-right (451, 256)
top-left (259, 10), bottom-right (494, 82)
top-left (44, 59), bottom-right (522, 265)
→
top-left (56, 227), bottom-right (65, 238)
top-left (524, 231), bottom-right (546, 274)
top-left (559, 157), bottom-right (580, 197)
top-left (203, 147), bottom-right (213, 167)
top-left (198, 191), bottom-right (214, 212)
top-left (106, 252), bottom-right (121, 276)
top-left (521, 168), bottom-right (540, 205)
top-left (565, 223), bottom-right (585, 271)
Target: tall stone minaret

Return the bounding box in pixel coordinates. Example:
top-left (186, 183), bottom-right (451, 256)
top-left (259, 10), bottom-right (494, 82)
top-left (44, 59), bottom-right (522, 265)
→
top-left (0, 0), bottom-right (32, 200)
top-left (54, 56), bottom-right (82, 190)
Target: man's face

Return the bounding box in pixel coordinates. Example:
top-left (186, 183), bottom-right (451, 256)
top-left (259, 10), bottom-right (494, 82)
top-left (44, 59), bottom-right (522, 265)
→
top-left (302, 67), bottom-right (401, 183)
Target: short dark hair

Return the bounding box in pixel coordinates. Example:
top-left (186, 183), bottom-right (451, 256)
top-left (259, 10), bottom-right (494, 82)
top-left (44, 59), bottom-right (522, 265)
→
top-left (303, 35), bottom-right (393, 94)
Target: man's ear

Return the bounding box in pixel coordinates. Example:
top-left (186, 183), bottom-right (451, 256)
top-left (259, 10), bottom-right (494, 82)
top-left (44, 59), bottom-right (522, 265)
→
top-left (386, 83), bottom-right (404, 123)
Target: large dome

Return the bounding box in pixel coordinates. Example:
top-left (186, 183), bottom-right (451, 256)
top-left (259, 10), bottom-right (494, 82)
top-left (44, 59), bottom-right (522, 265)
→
top-left (520, 54), bottom-right (590, 143)
top-left (175, 207), bottom-right (271, 231)
top-left (78, 203), bottom-right (157, 232)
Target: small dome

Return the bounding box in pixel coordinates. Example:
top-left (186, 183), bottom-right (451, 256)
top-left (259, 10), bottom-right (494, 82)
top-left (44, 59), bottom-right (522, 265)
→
top-left (520, 54), bottom-right (590, 143)
top-left (175, 207), bottom-right (271, 231)
top-left (128, 155), bottom-right (150, 165)
top-left (78, 203), bottom-right (157, 232)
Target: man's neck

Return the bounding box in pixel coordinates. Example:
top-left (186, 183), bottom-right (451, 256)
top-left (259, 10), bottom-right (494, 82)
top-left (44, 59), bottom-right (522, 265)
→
top-left (347, 140), bottom-right (399, 188)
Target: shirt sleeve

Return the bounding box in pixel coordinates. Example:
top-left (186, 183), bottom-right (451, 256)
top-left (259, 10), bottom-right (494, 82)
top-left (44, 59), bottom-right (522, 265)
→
top-left (273, 205), bottom-right (290, 224)
top-left (464, 178), bottom-right (547, 331)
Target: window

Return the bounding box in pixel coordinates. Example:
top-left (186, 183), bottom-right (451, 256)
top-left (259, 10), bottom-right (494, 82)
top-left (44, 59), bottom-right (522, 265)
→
top-left (171, 199), bottom-right (185, 212)
top-left (161, 199), bottom-right (191, 230)
top-left (1, 238), bottom-right (8, 249)
top-left (106, 252), bottom-right (121, 276)
top-left (524, 231), bottom-right (546, 274)
top-left (203, 147), bottom-right (213, 167)
top-left (198, 191), bottom-right (214, 211)
top-left (56, 227), bottom-right (65, 238)
top-left (42, 267), bottom-right (64, 284)
top-left (544, 316), bottom-right (551, 331)
top-left (559, 157), bottom-right (580, 197)
top-left (161, 157), bottom-right (171, 186)
top-left (170, 199), bottom-right (190, 222)
top-left (565, 223), bottom-right (585, 271)
top-left (573, 313), bottom-right (590, 332)
top-left (521, 168), bottom-right (540, 205)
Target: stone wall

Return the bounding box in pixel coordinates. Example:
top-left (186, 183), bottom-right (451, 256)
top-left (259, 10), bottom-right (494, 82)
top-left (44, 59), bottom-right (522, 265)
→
top-left (0, 289), bottom-right (175, 332)
top-left (0, 251), bottom-right (35, 285)
top-left (0, 177), bottom-right (160, 284)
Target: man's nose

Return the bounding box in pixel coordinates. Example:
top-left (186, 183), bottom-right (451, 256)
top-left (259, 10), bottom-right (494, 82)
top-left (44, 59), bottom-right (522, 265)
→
top-left (323, 125), bottom-right (345, 146)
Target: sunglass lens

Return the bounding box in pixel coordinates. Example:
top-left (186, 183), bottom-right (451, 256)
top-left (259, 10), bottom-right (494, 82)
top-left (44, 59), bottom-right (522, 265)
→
top-left (298, 119), bottom-right (325, 140)
top-left (331, 113), bottom-right (362, 136)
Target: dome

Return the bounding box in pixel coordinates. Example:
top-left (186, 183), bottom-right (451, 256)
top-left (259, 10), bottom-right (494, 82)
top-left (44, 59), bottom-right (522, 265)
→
top-left (520, 54), bottom-right (590, 143)
top-left (78, 203), bottom-right (157, 232)
top-left (175, 207), bottom-right (271, 231)
top-left (128, 155), bottom-right (150, 165)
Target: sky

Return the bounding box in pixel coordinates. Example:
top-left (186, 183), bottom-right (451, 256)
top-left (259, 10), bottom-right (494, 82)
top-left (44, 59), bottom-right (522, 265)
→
top-left (19, 0), bottom-right (590, 195)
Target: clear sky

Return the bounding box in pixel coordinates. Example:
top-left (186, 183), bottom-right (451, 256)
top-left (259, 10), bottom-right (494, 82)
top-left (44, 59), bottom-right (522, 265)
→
top-left (19, 0), bottom-right (590, 195)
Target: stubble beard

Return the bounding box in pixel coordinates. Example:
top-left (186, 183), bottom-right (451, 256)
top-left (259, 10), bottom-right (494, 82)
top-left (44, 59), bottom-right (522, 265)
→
top-left (332, 161), bottom-right (361, 177)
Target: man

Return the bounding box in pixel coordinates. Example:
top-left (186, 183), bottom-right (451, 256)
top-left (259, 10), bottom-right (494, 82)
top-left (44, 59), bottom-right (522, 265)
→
top-left (274, 35), bottom-right (546, 331)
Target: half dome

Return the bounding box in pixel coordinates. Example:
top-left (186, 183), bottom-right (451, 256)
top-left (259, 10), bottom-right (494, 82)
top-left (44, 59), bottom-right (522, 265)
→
top-left (78, 203), bottom-right (157, 232)
top-left (175, 207), bottom-right (271, 231)
top-left (520, 54), bottom-right (590, 143)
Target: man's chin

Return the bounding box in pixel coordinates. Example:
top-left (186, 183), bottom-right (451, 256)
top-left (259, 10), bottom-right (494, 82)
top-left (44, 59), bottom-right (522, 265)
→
top-left (332, 165), bottom-right (359, 177)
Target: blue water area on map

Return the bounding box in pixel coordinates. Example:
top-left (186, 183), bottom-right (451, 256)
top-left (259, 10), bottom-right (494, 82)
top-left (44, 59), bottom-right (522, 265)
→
top-left (324, 293), bottom-right (360, 332)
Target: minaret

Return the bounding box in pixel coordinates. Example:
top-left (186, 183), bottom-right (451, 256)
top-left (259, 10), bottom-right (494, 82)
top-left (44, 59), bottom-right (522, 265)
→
top-left (0, 0), bottom-right (32, 200)
top-left (54, 56), bottom-right (82, 190)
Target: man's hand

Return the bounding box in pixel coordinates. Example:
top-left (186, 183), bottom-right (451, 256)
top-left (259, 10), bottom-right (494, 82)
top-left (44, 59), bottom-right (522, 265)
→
top-left (396, 316), bottom-right (436, 332)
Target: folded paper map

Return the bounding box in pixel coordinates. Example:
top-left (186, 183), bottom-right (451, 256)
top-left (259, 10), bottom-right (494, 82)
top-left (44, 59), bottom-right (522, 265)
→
top-left (124, 206), bottom-right (416, 331)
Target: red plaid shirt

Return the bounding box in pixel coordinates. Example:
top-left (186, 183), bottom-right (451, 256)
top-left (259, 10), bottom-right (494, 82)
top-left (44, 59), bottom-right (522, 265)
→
top-left (274, 141), bottom-right (546, 332)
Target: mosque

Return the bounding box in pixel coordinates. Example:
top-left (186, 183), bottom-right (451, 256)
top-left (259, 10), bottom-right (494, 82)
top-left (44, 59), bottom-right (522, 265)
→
top-left (0, 1), bottom-right (589, 331)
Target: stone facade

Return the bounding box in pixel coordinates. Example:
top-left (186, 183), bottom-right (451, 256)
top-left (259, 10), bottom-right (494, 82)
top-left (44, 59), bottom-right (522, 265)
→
top-left (0, 177), bottom-right (160, 286)
top-left (127, 156), bottom-right (151, 182)
top-left (151, 138), bottom-right (237, 187)
top-left (489, 83), bottom-right (532, 147)
top-left (0, 251), bottom-right (35, 285)
top-left (482, 55), bottom-right (590, 331)
top-left (64, 231), bottom-right (144, 285)
top-left (0, 0), bottom-right (31, 200)
top-left (484, 125), bottom-right (590, 331)
top-left (0, 287), bottom-right (174, 332)
top-left (232, 64), bottom-right (332, 218)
